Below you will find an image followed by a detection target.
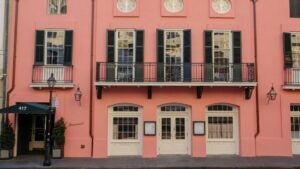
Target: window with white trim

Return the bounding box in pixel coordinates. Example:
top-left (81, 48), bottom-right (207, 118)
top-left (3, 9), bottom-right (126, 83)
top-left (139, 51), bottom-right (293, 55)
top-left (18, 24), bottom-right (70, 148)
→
top-left (113, 117), bottom-right (138, 140)
top-left (46, 31), bottom-right (65, 65)
top-left (291, 33), bottom-right (300, 68)
top-left (115, 30), bottom-right (136, 81)
top-left (48, 0), bottom-right (67, 15)
top-left (208, 116), bottom-right (233, 139)
top-left (291, 105), bottom-right (300, 139)
top-left (213, 31), bottom-right (232, 81)
top-left (164, 30), bottom-right (183, 82)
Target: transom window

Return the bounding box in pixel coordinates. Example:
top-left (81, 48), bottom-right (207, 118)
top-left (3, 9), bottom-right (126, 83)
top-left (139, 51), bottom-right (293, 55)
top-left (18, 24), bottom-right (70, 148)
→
top-left (113, 105), bottom-right (139, 112)
top-left (161, 104), bottom-right (186, 112)
top-left (291, 33), bottom-right (300, 68)
top-left (164, 30), bottom-right (183, 82)
top-left (291, 105), bottom-right (300, 111)
top-left (115, 30), bottom-right (136, 81)
top-left (113, 117), bottom-right (138, 140)
top-left (208, 104), bottom-right (233, 111)
top-left (208, 116), bottom-right (233, 139)
top-left (46, 31), bottom-right (65, 65)
top-left (48, 0), bottom-right (67, 15)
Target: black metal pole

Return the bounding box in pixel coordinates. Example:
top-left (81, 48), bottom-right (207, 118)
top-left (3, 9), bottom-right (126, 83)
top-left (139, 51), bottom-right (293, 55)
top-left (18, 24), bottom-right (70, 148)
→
top-left (43, 89), bottom-right (52, 166)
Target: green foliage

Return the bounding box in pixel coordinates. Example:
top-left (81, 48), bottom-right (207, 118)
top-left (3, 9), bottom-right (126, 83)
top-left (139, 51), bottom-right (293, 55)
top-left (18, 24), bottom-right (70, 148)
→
top-left (52, 118), bottom-right (66, 146)
top-left (0, 120), bottom-right (15, 150)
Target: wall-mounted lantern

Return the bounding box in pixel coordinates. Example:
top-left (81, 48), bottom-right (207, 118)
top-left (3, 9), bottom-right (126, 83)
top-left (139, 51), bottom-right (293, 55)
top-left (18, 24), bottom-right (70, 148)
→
top-left (74, 87), bottom-right (82, 105)
top-left (267, 84), bottom-right (277, 102)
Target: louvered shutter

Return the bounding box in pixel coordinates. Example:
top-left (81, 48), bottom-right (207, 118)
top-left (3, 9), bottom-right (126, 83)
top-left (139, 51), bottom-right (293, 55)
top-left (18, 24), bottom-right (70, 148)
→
top-left (107, 30), bottom-right (115, 82)
top-left (284, 32), bottom-right (293, 68)
top-left (135, 30), bottom-right (144, 82)
top-left (204, 31), bottom-right (213, 82)
top-left (183, 29), bottom-right (191, 82)
top-left (34, 30), bottom-right (45, 65)
top-left (232, 31), bottom-right (242, 82)
top-left (64, 30), bottom-right (73, 66)
top-left (157, 29), bottom-right (164, 82)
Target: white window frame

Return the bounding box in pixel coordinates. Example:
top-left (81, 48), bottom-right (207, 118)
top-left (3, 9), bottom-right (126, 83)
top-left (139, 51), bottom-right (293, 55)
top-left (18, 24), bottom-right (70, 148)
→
top-left (109, 106), bottom-right (142, 143)
top-left (291, 111), bottom-right (300, 141)
top-left (114, 29), bottom-right (136, 81)
top-left (48, 0), bottom-right (67, 15)
top-left (206, 105), bottom-right (237, 142)
top-left (212, 30), bottom-right (233, 81)
top-left (163, 30), bottom-right (184, 82)
top-left (44, 30), bottom-right (65, 66)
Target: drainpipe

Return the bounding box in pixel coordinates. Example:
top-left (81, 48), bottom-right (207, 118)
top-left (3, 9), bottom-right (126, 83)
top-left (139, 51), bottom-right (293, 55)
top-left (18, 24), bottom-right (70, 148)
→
top-left (89, 0), bottom-right (95, 157)
top-left (2, 0), bottom-right (10, 114)
top-left (7, 0), bottom-right (19, 108)
top-left (251, 0), bottom-right (260, 155)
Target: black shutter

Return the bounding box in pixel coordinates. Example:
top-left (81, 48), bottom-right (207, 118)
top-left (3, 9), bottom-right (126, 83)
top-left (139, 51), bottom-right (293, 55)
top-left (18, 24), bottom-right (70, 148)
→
top-left (232, 31), bottom-right (242, 82)
top-left (290, 0), bottom-right (300, 17)
top-left (135, 30), bottom-right (144, 82)
top-left (284, 32), bottom-right (293, 68)
top-left (157, 29), bottom-right (164, 82)
top-left (183, 29), bottom-right (191, 82)
top-left (64, 30), bottom-right (73, 66)
top-left (107, 30), bottom-right (115, 82)
top-left (34, 30), bottom-right (45, 65)
top-left (204, 31), bottom-right (213, 82)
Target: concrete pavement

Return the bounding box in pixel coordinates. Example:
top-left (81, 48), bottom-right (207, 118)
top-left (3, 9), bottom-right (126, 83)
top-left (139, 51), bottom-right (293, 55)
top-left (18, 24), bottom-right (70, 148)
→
top-left (1, 155), bottom-right (300, 169)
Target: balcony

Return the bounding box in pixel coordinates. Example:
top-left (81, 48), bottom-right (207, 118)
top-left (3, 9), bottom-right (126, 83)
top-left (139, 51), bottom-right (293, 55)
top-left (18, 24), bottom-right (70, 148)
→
top-left (95, 62), bottom-right (257, 87)
top-left (284, 68), bottom-right (300, 89)
top-left (30, 65), bottom-right (74, 88)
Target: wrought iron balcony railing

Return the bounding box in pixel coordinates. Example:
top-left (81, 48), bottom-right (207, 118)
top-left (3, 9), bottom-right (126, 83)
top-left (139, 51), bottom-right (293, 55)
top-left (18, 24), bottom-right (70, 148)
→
top-left (96, 62), bottom-right (256, 84)
top-left (32, 65), bottom-right (73, 84)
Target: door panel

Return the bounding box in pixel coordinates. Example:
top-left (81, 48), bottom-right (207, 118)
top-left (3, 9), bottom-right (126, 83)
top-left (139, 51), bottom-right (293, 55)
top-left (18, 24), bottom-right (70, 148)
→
top-left (158, 116), bottom-right (189, 155)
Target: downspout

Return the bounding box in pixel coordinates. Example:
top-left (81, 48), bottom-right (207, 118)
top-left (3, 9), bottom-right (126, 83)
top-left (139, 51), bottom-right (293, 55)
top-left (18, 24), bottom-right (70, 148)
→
top-left (89, 0), bottom-right (95, 157)
top-left (251, 0), bottom-right (260, 155)
top-left (3, 0), bottom-right (10, 109)
top-left (7, 0), bottom-right (19, 108)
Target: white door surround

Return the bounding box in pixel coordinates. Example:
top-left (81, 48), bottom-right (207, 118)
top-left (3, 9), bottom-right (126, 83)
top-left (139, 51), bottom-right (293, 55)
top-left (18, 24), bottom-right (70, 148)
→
top-left (108, 104), bottom-right (143, 156)
top-left (205, 105), bottom-right (239, 155)
top-left (157, 105), bottom-right (191, 155)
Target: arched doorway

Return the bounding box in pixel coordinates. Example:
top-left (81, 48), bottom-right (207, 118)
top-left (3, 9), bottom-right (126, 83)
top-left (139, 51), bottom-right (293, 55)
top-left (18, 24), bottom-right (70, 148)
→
top-left (205, 104), bottom-right (239, 155)
top-left (107, 104), bottom-right (143, 156)
top-left (157, 104), bottom-right (191, 155)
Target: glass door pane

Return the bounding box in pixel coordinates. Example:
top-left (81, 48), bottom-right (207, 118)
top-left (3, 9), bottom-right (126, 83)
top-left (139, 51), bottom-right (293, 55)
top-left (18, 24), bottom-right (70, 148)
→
top-left (175, 118), bottom-right (185, 140)
top-left (161, 118), bottom-right (171, 140)
top-left (165, 31), bottom-right (183, 82)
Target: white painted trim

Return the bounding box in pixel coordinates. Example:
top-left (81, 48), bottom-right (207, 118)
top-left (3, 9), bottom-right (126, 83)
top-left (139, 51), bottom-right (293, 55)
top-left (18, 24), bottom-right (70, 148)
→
top-left (95, 82), bottom-right (257, 87)
top-left (157, 106), bottom-right (191, 155)
top-left (30, 83), bottom-right (74, 88)
top-left (108, 108), bottom-right (143, 156)
top-left (283, 85), bottom-right (300, 90)
top-left (205, 108), bottom-right (239, 155)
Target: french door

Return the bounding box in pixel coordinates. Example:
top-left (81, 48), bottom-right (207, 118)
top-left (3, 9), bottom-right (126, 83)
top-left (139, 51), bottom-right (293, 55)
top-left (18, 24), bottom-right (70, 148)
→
top-left (164, 31), bottom-right (183, 82)
top-left (212, 31), bottom-right (233, 81)
top-left (158, 116), bottom-right (190, 155)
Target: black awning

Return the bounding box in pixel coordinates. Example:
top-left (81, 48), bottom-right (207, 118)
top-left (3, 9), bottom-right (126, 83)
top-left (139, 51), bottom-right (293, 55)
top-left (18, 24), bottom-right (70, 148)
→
top-left (0, 103), bottom-right (51, 114)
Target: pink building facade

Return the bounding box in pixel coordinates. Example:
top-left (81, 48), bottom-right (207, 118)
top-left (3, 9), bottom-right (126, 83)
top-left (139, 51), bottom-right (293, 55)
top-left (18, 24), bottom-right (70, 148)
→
top-left (5, 0), bottom-right (300, 158)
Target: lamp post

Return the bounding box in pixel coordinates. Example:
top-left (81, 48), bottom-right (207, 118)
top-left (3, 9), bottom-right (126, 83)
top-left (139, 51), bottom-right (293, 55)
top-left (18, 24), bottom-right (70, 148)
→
top-left (43, 73), bottom-right (56, 166)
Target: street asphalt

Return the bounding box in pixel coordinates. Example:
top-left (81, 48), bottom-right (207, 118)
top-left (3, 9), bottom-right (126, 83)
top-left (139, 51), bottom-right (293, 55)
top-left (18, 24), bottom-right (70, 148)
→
top-left (1, 155), bottom-right (300, 169)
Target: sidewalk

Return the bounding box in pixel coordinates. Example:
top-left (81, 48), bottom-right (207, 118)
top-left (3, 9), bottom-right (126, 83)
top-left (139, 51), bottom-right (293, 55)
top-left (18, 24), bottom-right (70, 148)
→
top-left (1, 155), bottom-right (300, 169)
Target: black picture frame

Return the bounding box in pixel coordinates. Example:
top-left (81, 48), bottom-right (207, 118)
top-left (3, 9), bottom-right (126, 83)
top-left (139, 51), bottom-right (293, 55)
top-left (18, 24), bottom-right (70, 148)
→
top-left (193, 121), bottom-right (205, 136)
top-left (144, 121), bottom-right (156, 136)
